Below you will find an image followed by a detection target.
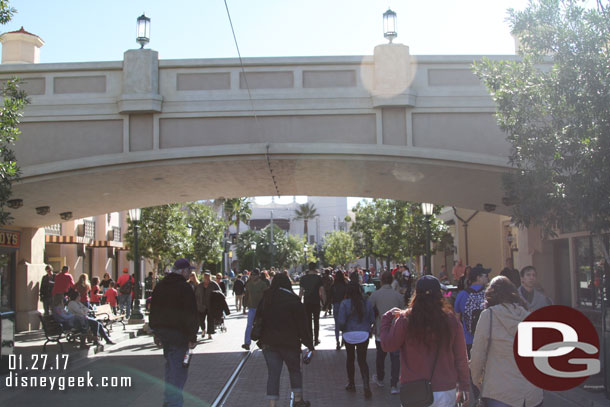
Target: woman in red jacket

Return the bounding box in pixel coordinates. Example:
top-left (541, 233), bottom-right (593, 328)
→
top-left (380, 275), bottom-right (470, 407)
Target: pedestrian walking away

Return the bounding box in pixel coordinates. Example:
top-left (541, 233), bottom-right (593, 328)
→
top-left (368, 270), bottom-right (404, 395)
top-left (330, 270), bottom-right (348, 350)
top-left (233, 274), bottom-right (245, 312)
top-left (116, 267), bottom-right (134, 319)
top-left (454, 263), bottom-right (490, 357)
top-left (51, 265), bottom-right (75, 307)
top-left (256, 273), bottom-right (314, 407)
top-left (470, 276), bottom-right (543, 407)
top-left (299, 262), bottom-right (324, 346)
top-left (242, 268), bottom-right (268, 350)
top-left (337, 283), bottom-right (375, 399)
top-left (380, 275), bottom-right (470, 407)
top-left (149, 258), bottom-right (199, 407)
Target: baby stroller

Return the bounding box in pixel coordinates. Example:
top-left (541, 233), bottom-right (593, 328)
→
top-left (210, 290), bottom-right (230, 334)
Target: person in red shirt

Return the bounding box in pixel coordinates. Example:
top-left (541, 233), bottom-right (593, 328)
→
top-left (51, 265), bottom-right (75, 306)
top-left (90, 277), bottom-right (102, 306)
top-left (104, 281), bottom-right (119, 314)
top-left (380, 275), bottom-right (470, 406)
top-left (116, 268), bottom-right (134, 318)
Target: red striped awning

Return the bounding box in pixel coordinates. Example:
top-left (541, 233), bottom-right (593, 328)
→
top-left (45, 235), bottom-right (91, 245)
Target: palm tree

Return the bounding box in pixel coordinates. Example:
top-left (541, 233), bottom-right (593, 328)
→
top-left (294, 202), bottom-right (318, 243)
top-left (225, 198), bottom-right (252, 237)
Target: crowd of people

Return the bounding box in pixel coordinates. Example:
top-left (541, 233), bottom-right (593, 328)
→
top-left (43, 257), bottom-right (553, 407)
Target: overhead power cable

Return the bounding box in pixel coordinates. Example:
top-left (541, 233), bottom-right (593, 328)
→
top-left (224, 0), bottom-right (280, 198)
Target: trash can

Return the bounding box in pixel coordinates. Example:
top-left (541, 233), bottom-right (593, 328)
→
top-left (0, 310), bottom-right (15, 374)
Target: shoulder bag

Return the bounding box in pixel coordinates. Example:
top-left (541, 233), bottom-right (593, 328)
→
top-left (399, 343), bottom-right (440, 407)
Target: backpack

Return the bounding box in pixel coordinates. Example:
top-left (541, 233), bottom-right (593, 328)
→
top-left (119, 278), bottom-right (133, 295)
top-left (463, 287), bottom-right (486, 336)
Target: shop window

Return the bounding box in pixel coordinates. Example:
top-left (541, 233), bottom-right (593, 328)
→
top-left (575, 234), bottom-right (609, 309)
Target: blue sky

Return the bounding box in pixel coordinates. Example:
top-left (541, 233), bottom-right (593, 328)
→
top-left (4, 0), bottom-right (535, 210)
top-left (5, 0), bottom-right (532, 63)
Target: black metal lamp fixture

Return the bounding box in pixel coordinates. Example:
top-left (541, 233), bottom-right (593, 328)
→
top-left (136, 13), bottom-right (151, 49)
top-left (36, 206), bottom-right (50, 215)
top-left (383, 9), bottom-right (397, 43)
top-left (7, 199), bottom-right (23, 209)
top-left (60, 211), bottom-right (73, 221)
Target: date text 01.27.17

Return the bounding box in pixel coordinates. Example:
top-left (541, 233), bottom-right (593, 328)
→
top-left (8, 354), bottom-right (69, 371)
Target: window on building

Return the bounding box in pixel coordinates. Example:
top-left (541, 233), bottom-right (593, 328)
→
top-left (575, 234), bottom-right (608, 309)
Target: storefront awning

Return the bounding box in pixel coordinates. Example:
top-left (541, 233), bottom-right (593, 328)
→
top-left (45, 235), bottom-right (91, 245)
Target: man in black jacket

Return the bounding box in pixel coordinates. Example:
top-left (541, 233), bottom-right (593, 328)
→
top-left (150, 258), bottom-right (199, 407)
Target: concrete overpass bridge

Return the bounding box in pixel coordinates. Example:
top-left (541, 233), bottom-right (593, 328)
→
top-left (3, 44), bottom-right (514, 228)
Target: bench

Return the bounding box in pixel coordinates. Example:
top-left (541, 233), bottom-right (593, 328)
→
top-left (94, 304), bottom-right (125, 332)
top-left (38, 313), bottom-right (86, 353)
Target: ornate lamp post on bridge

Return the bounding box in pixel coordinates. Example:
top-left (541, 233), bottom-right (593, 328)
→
top-left (128, 208), bottom-right (144, 320)
top-left (421, 203), bottom-right (434, 276)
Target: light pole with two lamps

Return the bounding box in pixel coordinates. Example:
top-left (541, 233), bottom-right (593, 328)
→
top-left (421, 203), bottom-right (434, 276)
top-left (128, 208), bottom-right (144, 320)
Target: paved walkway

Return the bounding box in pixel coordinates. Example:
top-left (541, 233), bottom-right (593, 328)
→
top-left (2, 295), bottom-right (608, 407)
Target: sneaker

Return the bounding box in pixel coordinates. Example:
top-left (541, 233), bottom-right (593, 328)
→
top-left (345, 382), bottom-right (356, 392)
top-left (241, 344), bottom-right (250, 351)
top-left (372, 374), bottom-right (384, 388)
top-left (390, 386), bottom-right (400, 395)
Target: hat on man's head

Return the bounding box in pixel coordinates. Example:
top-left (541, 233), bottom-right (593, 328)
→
top-left (469, 263), bottom-right (491, 280)
top-left (416, 275), bottom-right (441, 295)
top-left (122, 267), bottom-right (129, 273)
top-left (173, 258), bottom-right (195, 271)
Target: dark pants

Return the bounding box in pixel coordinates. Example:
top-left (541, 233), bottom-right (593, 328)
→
top-left (262, 346), bottom-right (303, 400)
top-left (85, 316), bottom-right (111, 343)
top-left (42, 297), bottom-right (52, 316)
top-left (345, 339), bottom-right (370, 385)
top-left (155, 328), bottom-right (189, 407)
top-left (198, 310), bottom-right (215, 334)
top-left (375, 340), bottom-right (399, 387)
top-left (304, 302), bottom-right (320, 342)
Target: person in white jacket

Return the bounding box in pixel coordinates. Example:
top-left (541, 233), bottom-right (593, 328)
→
top-left (470, 276), bottom-right (543, 407)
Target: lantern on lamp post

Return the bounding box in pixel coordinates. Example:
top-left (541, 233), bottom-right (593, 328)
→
top-left (136, 14), bottom-right (151, 49)
top-left (383, 9), bottom-right (397, 43)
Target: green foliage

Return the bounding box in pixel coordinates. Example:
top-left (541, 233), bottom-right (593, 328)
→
top-left (323, 230), bottom-right (355, 267)
top-left (124, 204), bottom-right (190, 272)
top-left (235, 225), bottom-right (307, 270)
top-left (0, 1), bottom-right (15, 25)
top-left (350, 199), bottom-right (446, 267)
top-left (224, 197), bottom-right (252, 236)
top-left (473, 0), bottom-right (610, 238)
top-left (294, 202), bottom-right (318, 239)
top-left (186, 202), bottom-right (226, 268)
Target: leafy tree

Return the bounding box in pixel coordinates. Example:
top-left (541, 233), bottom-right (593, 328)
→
top-left (0, 1), bottom-right (28, 225)
top-left (474, 0), bottom-right (610, 253)
top-left (235, 229), bottom-right (259, 270)
top-left (254, 224), bottom-right (303, 269)
top-left (186, 202), bottom-right (226, 269)
top-left (225, 197), bottom-right (252, 237)
top-left (124, 204), bottom-right (190, 273)
top-left (294, 202), bottom-right (318, 242)
top-left (323, 230), bottom-right (355, 267)
top-left (350, 199), bottom-right (446, 270)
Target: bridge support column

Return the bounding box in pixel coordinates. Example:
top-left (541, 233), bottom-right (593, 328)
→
top-left (15, 227), bottom-right (45, 331)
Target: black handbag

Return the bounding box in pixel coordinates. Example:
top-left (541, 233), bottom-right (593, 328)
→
top-left (400, 344), bottom-right (440, 407)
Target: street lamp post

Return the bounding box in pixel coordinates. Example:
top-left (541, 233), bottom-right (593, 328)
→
top-left (250, 241), bottom-right (257, 270)
top-left (421, 203), bottom-right (434, 275)
top-left (128, 208), bottom-right (144, 320)
top-left (136, 14), bottom-right (151, 49)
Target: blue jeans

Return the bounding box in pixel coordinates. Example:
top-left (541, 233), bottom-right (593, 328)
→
top-left (333, 303), bottom-right (341, 341)
top-left (118, 294), bottom-right (131, 319)
top-left (244, 308), bottom-right (257, 345)
top-left (375, 339), bottom-right (400, 387)
top-left (155, 328), bottom-right (189, 407)
top-left (262, 346), bottom-right (303, 400)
